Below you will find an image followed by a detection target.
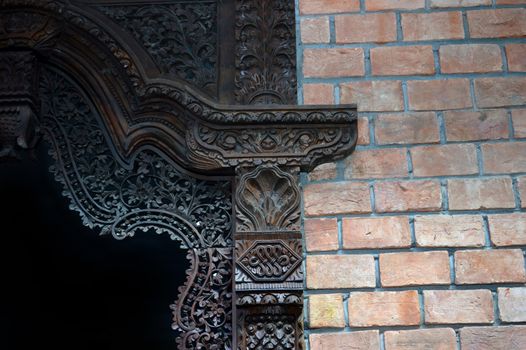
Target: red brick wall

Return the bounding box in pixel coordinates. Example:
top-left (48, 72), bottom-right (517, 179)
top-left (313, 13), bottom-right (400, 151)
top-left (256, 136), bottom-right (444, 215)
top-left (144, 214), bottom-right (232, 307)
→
top-left (298, 0), bottom-right (526, 348)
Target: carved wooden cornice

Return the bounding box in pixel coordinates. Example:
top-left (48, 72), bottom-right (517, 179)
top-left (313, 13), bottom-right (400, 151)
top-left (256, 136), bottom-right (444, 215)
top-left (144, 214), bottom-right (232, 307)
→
top-left (0, 1), bottom-right (357, 349)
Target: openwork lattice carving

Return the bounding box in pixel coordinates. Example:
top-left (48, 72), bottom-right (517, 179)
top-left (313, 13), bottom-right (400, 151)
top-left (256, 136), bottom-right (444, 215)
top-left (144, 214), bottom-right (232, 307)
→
top-left (0, 2), bottom-right (357, 348)
top-left (40, 68), bottom-right (232, 248)
top-left (172, 248), bottom-right (232, 349)
top-left (97, 2), bottom-right (218, 95)
top-left (39, 67), bottom-right (232, 347)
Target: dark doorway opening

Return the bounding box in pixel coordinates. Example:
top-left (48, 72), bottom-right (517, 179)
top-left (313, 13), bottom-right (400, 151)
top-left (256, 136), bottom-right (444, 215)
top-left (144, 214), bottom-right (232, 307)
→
top-left (1, 143), bottom-right (189, 350)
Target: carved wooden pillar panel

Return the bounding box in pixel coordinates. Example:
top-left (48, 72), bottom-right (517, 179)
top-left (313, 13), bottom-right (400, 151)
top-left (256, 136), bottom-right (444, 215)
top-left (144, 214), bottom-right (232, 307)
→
top-left (234, 165), bottom-right (304, 348)
top-left (0, 1), bottom-right (357, 348)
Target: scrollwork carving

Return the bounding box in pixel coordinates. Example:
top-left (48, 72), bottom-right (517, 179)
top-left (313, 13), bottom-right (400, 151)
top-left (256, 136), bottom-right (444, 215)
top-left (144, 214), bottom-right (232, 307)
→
top-left (171, 248), bottom-right (232, 350)
top-left (37, 66), bottom-right (234, 346)
top-left (236, 240), bottom-right (301, 282)
top-left (40, 68), bottom-right (232, 248)
top-left (235, 239), bottom-right (303, 290)
top-left (97, 2), bottom-right (218, 95)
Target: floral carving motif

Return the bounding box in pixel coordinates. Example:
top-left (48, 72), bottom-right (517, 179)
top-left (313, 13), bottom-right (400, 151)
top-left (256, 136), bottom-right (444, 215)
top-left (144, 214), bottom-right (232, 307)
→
top-left (236, 292), bottom-right (302, 306)
top-left (40, 68), bottom-right (232, 248)
top-left (171, 248), bottom-right (232, 349)
top-left (97, 2), bottom-right (218, 95)
top-left (235, 0), bottom-right (296, 104)
top-left (38, 67), bottom-right (233, 347)
top-left (245, 314), bottom-right (296, 350)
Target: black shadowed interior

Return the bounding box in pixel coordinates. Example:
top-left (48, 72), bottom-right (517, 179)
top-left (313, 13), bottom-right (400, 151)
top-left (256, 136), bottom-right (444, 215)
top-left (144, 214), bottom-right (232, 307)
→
top-left (0, 143), bottom-right (189, 350)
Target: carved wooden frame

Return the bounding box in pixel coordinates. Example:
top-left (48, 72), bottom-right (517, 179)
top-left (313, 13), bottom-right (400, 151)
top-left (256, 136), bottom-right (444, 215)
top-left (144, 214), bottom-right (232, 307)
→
top-left (0, 1), bottom-right (357, 349)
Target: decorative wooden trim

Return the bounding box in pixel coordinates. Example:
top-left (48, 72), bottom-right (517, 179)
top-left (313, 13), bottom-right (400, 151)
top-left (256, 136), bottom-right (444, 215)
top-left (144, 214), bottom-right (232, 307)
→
top-left (0, 1), bottom-right (357, 349)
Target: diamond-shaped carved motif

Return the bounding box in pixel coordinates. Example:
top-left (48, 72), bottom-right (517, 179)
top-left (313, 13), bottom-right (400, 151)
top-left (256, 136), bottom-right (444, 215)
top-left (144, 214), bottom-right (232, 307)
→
top-left (237, 240), bottom-right (301, 282)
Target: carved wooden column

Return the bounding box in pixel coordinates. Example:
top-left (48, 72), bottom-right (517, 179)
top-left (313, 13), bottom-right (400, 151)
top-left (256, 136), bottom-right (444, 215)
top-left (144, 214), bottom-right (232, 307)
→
top-left (0, 50), bottom-right (40, 158)
top-left (234, 165), bottom-right (303, 348)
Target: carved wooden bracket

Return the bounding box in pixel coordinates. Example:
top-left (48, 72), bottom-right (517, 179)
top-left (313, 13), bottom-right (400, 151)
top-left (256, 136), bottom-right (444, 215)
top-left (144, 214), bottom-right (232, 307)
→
top-left (0, 1), bottom-right (357, 348)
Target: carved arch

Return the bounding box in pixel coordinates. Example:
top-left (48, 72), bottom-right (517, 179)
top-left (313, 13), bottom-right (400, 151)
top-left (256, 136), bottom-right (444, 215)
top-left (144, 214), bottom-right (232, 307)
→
top-left (1, 1), bottom-right (357, 349)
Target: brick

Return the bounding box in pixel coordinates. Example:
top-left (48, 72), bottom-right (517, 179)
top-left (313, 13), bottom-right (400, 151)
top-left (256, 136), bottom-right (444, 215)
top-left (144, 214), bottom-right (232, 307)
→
top-left (475, 77), bottom-right (526, 108)
top-left (371, 46), bottom-right (435, 76)
top-left (506, 44), bottom-right (526, 72)
top-left (375, 112), bottom-right (440, 145)
top-left (303, 83), bottom-right (334, 105)
top-left (440, 44), bottom-right (502, 74)
top-left (415, 215), bottom-right (485, 248)
top-left (309, 294), bottom-right (345, 328)
top-left (304, 48), bottom-right (364, 78)
top-left (357, 116), bottom-right (370, 145)
top-left (384, 328), bottom-right (457, 350)
top-left (408, 79), bottom-right (472, 111)
top-left (299, 0), bottom-right (360, 14)
top-left (512, 109), bottom-right (526, 138)
top-left (348, 291), bottom-right (420, 327)
top-left (482, 142), bottom-right (526, 174)
top-left (448, 178), bottom-right (515, 210)
top-left (455, 249), bottom-right (526, 284)
top-left (424, 290), bottom-right (494, 324)
top-left (336, 13), bottom-right (397, 43)
top-left (366, 0), bottom-right (425, 10)
top-left (411, 144), bottom-right (478, 177)
top-left (468, 9), bottom-right (526, 38)
top-left (380, 251), bottom-right (451, 287)
top-left (489, 213), bottom-right (526, 246)
top-left (306, 255), bottom-right (376, 289)
top-left (342, 216), bottom-right (411, 249)
top-left (402, 12), bottom-right (464, 41)
top-left (444, 110), bottom-right (509, 142)
top-left (308, 162), bottom-right (337, 181)
top-left (498, 287), bottom-right (526, 322)
top-left (310, 331), bottom-right (380, 350)
top-left (305, 218), bottom-right (339, 252)
top-left (344, 148), bottom-right (408, 179)
top-left (304, 181), bottom-right (371, 216)
top-left (301, 17), bottom-right (330, 44)
top-left (430, 0), bottom-right (491, 6)
top-left (341, 81), bottom-right (404, 112)
top-left (519, 176), bottom-right (526, 208)
top-left (375, 180), bottom-right (442, 213)
top-left (460, 326), bottom-right (526, 350)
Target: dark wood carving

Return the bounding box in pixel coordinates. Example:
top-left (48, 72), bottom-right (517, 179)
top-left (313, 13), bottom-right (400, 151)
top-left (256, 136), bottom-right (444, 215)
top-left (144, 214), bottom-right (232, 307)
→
top-left (235, 0), bottom-right (297, 104)
top-left (0, 1), bottom-right (357, 349)
top-left (0, 51), bottom-right (40, 158)
top-left (95, 2), bottom-right (218, 95)
top-left (234, 165), bottom-right (304, 349)
top-left (39, 67), bottom-right (233, 348)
